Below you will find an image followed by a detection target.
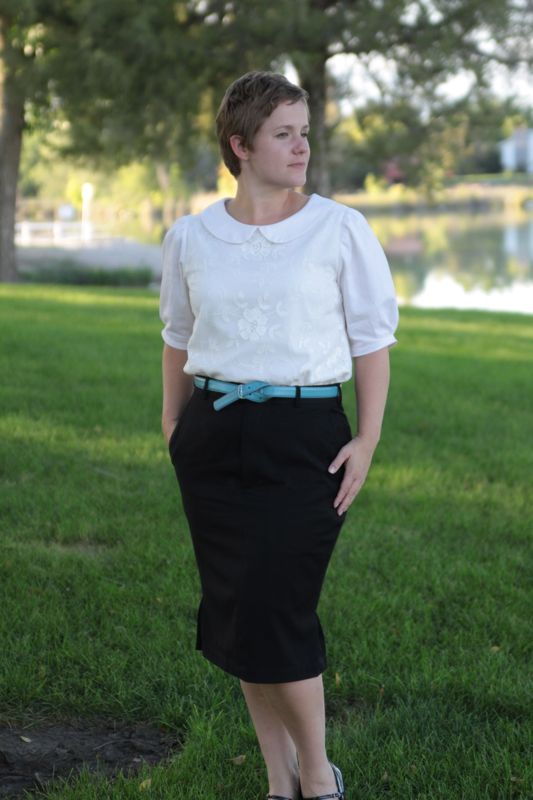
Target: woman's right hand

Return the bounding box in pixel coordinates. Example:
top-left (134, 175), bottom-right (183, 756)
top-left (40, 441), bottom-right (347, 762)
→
top-left (161, 343), bottom-right (193, 446)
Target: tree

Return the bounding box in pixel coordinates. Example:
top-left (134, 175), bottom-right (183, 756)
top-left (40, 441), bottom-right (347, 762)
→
top-left (0, 0), bottom-right (209, 281)
top-left (1, 7), bottom-right (27, 282)
top-left (3, 0), bottom-right (533, 281)
top-left (330, 90), bottom-right (533, 190)
top-left (199, 0), bottom-right (533, 195)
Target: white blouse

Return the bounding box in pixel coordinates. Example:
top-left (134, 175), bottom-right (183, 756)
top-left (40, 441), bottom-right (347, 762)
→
top-left (159, 193), bottom-right (399, 386)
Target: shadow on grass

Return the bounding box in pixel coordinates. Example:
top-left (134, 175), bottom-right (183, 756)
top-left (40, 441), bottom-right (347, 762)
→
top-left (0, 717), bottom-right (183, 798)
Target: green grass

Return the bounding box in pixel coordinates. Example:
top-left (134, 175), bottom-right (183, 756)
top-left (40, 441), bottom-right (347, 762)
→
top-left (1, 284), bottom-right (532, 800)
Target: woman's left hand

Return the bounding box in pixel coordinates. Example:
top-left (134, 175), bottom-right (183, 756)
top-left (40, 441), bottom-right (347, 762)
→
top-left (328, 435), bottom-right (377, 515)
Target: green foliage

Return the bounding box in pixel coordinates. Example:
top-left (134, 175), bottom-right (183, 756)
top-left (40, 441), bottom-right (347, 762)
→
top-left (329, 88), bottom-right (533, 195)
top-left (18, 127), bottom-right (194, 236)
top-left (363, 173), bottom-right (388, 195)
top-left (5, 0), bottom-right (533, 209)
top-left (455, 97), bottom-right (533, 175)
top-left (37, 1), bottom-right (200, 164)
top-left (3, 0), bottom-right (219, 203)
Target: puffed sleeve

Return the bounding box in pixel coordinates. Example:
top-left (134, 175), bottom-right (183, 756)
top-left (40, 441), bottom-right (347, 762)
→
top-left (339, 208), bottom-right (399, 357)
top-left (159, 216), bottom-right (195, 350)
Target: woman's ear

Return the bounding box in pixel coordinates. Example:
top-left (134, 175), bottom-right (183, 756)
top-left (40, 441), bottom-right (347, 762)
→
top-left (228, 134), bottom-right (249, 162)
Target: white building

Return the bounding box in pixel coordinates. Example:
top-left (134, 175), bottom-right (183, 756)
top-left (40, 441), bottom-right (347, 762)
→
top-left (499, 128), bottom-right (533, 174)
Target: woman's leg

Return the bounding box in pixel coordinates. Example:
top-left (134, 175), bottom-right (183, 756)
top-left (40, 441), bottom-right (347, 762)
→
top-left (259, 675), bottom-right (338, 798)
top-left (240, 675), bottom-right (338, 798)
top-left (240, 679), bottom-right (300, 798)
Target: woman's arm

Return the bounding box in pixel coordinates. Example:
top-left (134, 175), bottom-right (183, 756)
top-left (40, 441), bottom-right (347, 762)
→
top-left (161, 343), bottom-right (194, 444)
top-left (353, 346), bottom-right (391, 451)
top-left (328, 346), bottom-right (392, 514)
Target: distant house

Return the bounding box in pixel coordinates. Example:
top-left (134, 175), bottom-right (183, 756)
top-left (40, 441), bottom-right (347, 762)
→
top-left (498, 128), bottom-right (533, 173)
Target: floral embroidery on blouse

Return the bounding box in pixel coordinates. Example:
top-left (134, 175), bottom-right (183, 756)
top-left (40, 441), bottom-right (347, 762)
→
top-left (159, 195), bottom-right (399, 384)
top-left (238, 307), bottom-right (268, 340)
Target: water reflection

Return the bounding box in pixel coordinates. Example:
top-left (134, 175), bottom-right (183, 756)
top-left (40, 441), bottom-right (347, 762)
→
top-left (403, 273), bottom-right (533, 314)
top-left (369, 212), bottom-right (533, 315)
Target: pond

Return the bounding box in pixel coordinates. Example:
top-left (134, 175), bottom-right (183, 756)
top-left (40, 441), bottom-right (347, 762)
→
top-left (367, 211), bottom-right (533, 315)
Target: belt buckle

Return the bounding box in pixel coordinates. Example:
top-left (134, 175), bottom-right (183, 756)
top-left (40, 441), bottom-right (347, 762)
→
top-left (238, 381), bottom-right (257, 399)
top-left (237, 380), bottom-right (269, 401)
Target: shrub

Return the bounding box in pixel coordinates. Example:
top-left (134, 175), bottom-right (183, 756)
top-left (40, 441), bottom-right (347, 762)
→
top-left (20, 262), bottom-right (154, 287)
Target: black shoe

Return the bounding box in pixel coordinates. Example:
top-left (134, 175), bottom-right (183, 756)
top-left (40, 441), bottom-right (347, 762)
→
top-left (267, 795), bottom-right (298, 800)
top-left (301, 761), bottom-right (345, 800)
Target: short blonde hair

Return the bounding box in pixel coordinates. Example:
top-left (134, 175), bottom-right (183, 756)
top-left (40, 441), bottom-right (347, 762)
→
top-left (215, 71), bottom-right (309, 178)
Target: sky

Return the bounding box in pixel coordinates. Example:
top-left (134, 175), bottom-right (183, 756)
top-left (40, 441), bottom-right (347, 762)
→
top-left (286, 54), bottom-right (533, 115)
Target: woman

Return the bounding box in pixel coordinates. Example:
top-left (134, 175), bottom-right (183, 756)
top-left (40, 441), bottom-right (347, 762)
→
top-left (159, 71), bottom-right (398, 800)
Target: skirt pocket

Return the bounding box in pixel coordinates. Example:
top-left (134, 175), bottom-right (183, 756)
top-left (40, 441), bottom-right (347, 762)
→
top-left (327, 406), bottom-right (353, 447)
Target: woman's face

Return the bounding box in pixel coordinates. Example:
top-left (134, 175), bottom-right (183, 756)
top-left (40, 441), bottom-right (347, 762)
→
top-left (235, 99), bottom-right (310, 188)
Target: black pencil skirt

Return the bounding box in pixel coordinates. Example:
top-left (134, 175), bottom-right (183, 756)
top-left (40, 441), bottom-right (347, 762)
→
top-left (168, 377), bottom-right (353, 683)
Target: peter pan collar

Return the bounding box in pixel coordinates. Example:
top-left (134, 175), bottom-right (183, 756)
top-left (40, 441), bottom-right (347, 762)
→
top-left (199, 193), bottom-right (326, 243)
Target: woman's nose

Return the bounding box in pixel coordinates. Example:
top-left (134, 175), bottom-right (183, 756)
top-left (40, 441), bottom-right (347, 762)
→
top-left (293, 136), bottom-right (309, 152)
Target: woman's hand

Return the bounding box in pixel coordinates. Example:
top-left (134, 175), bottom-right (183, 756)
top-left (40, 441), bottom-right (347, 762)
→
top-left (161, 344), bottom-right (193, 446)
top-left (328, 435), bottom-right (377, 515)
top-left (162, 415), bottom-right (179, 446)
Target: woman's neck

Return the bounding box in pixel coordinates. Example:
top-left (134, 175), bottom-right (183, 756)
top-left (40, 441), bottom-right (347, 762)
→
top-left (225, 188), bottom-right (310, 226)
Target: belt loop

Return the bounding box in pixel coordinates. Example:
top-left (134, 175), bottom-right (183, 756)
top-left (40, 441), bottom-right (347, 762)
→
top-left (294, 385), bottom-right (301, 408)
top-left (336, 383), bottom-right (342, 408)
top-left (203, 376), bottom-right (210, 401)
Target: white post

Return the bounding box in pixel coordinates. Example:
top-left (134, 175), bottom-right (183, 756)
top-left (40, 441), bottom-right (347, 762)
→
top-left (20, 221), bottom-right (31, 245)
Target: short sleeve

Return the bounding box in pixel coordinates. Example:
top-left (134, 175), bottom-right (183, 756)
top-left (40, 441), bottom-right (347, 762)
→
top-left (339, 208), bottom-right (399, 357)
top-left (159, 216), bottom-right (195, 350)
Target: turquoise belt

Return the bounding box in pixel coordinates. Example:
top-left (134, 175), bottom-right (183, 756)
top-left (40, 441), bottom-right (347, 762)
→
top-left (193, 375), bottom-right (340, 411)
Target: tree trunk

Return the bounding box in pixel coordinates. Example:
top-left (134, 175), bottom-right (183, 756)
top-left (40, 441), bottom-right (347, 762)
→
top-left (0, 20), bottom-right (24, 283)
top-left (155, 162), bottom-right (177, 230)
top-left (294, 51), bottom-right (331, 197)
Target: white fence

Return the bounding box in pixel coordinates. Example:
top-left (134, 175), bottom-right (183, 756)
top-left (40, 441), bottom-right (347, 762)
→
top-left (15, 221), bottom-right (108, 245)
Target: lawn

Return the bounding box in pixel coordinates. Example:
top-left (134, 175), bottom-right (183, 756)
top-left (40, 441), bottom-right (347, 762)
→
top-left (0, 284), bottom-right (531, 799)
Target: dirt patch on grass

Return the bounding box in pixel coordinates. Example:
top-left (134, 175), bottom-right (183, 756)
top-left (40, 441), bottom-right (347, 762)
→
top-left (0, 717), bottom-right (182, 797)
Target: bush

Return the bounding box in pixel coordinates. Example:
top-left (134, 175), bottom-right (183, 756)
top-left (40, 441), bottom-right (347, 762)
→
top-left (20, 262), bottom-right (153, 287)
